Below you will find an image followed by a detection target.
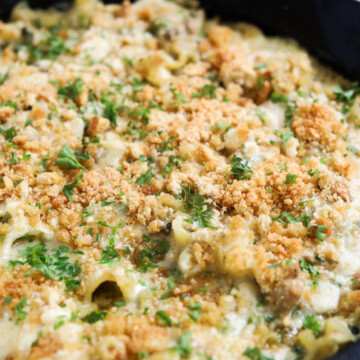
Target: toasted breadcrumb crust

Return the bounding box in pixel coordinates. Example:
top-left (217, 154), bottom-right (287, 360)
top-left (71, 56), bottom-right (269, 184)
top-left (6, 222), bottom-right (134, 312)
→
top-left (0, 1), bottom-right (359, 359)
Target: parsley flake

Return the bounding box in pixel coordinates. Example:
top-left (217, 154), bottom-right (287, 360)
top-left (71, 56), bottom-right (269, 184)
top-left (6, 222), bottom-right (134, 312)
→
top-left (55, 144), bottom-right (84, 169)
top-left (58, 78), bottom-right (84, 101)
top-left (181, 184), bottom-right (218, 229)
top-left (63, 171), bottom-right (83, 203)
top-left (230, 155), bottom-right (253, 180)
top-left (243, 347), bottom-right (274, 360)
top-left (155, 310), bottom-right (172, 326)
top-left (303, 315), bottom-right (321, 335)
top-left (82, 311), bottom-right (107, 324)
top-left (284, 173), bottom-right (297, 184)
top-left (171, 331), bottom-right (192, 358)
top-left (135, 168), bottom-right (155, 187)
top-left (192, 84), bottom-right (217, 99)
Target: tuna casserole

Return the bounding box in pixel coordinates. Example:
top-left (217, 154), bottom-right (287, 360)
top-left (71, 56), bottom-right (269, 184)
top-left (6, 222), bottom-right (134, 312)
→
top-left (0, 0), bottom-right (360, 359)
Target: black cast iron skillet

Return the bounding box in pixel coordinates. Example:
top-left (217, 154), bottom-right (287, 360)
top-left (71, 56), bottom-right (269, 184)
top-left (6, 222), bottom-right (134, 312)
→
top-left (0, 0), bottom-right (360, 359)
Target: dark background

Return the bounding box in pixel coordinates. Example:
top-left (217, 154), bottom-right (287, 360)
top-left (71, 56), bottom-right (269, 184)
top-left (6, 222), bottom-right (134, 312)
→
top-left (0, 0), bottom-right (360, 358)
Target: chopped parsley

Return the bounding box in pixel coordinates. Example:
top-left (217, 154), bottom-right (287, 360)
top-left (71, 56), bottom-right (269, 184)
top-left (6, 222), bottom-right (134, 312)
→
top-left (14, 296), bottom-right (29, 324)
top-left (0, 100), bottom-right (18, 110)
top-left (0, 126), bottom-right (17, 141)
top-left (254, 63), bottom-right (267, 71)
top-left (272, 211), bottom-right (311, 228)
top-left (63, 171), bottom-right (83, 203)
top-left (3, 295), bottom-right (12, 305)
top-left (100, 200), bottom-right (115, 207)
top-left (100, 245), bottom-right (121, 264)
top-left (138, 350), bottom-right (148, 359)
top-left (192, 84), bottom-right (217, 99)
top-left (157, 137), bottom-right (176, 152)
top-left (101, 94), bottom-right (118, 126)
top-left (40, 152), bottom-right (50, 171)
top-left (270, 92), bottom-right (295, 126)
top-left (58, 78), bottom-right (84, 101)
top-left (285, 104), bottom-right (295, 127)
top-left (299, 259), bottom-right (319, 280)
top-left (148, 18), bottom-right (168, 34)
top-left (8, 243), bottom-right (81, 291)
top-left (303, 315), bottom-right (321, 335)
top-left (27, 29), bottom-right (68, 64)
top-left (121, 56), bottom-right (132, 66)
top-left (136, 237), bottom-right (169, 272)
top-left (230, 155), bottom-right (253, 180)
top-left (155, 310), bottom-right (172, 326)
top-left (135, 168), bottom-right (155, 186)
top-left (308, 168), bottom-right (319, 177)
top-left (132, 77), bottom-right (146, 92)
top-left (315, 225), bottom-right (328, 242)
top-left (54, 320), bottom-right (65, 329)
top-left (333, 83), bottom-right (360, 105)
top-left (13, 179), bottom-right (24, 187)
top-left (181, 184), bottom-right (218, 229)
top-left (55, 144), bottom-right (84, 169)
top-left (171, 331), bottom-right (192, 358)
top-left (25, 119), bottom-right (34, 127)
top-left (96, 220), bottom-right (124, 245)
top-left (139, 155), bottom-right (155, 163)
top-left (284, 173), bottom-right (297, 184)
top-left (211, 122), bottom-right (233, 132)
top-left (270, 92), bottom-right (288, 103)
top-left (257, 75), bottom-right (265, 89)
top-left (161, 278), bottom-right (175, 300)
top-left (188, 302), bottom-right (201, 322)
top-left (0, 70), bottom-right (9, 85)
top-left (170, 155), bottom-right (182, 167)
top-left (170, 86), bottom-right (187, 104)
top-left (115, 301), bottom-right (126, 308)
top-left (8, 151), bottom-right (18, 169)
top-left (279, 130), bottom-right (294, 143)
top-left (243, 347), bottom-right (274, 360)
top-left (82, 310), bottom-right (107, 324)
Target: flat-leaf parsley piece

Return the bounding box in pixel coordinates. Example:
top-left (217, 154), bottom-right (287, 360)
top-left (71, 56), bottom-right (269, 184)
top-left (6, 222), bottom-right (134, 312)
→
top-left (100, 245), bottom-right (121, 264)
top-left (299, 259), bottom-right (319, 280)
top-left (55, 144), bottom-right (84, 169)
top-left (135, 168), bottom-right (155, 186)
top-left (303, 315), bottom-right (321, 335)
top-left (101, 93), bottom-right (118, 126)
top-left (82, 311), bottom-right (107, 324)
top-left (27, 27), bottom-right (68, 64)
top-left (333, 83), bottom-right (360, 104)
top-left (243, 347), bottom-right (274, 360)
top-left (14, 296), bottom-right (29, 324)
top-left (181, 184), bottom-right (218, 229)
top-left (270, 92), bottom-right (295, 127)
top-left (188, 302), bottom-right (201, 322)
top-left (171, 331), bottom-right (192, 358)
top-left (58, 78), bottom-right (84, 101)
top-left (231, 155), bottom-right (253, 180)
top-left (155, 310), bottom-right (172, 326)
top-left (63, 171), bottom-right (83, 203)
top-left (284, 173), bottom-right (297, 184)
top-left (8, 244), bottom-right (81, 291)
top-left (315, 225), bottom-right (328, 242)
top-left (192, 84), bottom-right (217, 99)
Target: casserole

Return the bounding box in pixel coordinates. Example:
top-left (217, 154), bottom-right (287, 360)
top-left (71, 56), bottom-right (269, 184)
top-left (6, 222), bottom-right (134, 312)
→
top-left (0, 1), bottom-right (359, 359)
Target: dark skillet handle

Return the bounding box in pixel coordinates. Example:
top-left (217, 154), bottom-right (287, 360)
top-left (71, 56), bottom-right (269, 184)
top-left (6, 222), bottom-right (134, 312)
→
top-left (199, 0), bottom-right (360, 82)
